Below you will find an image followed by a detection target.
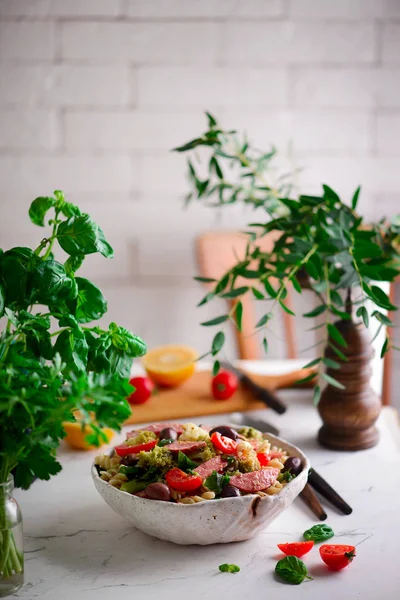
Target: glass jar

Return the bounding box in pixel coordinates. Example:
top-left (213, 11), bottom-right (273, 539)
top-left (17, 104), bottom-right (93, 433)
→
top-left (0, 475), bottom-right (24, 597)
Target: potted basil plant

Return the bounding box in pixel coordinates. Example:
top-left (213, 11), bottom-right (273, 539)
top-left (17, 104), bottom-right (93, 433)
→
top-left (0, 191), bottom-right (146, 596)
top-left (174, 113), bottom-right (400, 452)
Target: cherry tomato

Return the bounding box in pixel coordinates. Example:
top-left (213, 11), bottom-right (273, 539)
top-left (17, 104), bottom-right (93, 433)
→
top-left (165, 468), bottom-right (202, 492)
top-left (277, 541), bottom-right (314, 558)
top-left (127, 376), bottom-right (154, 405)
top-left (115, 440), bottom-right (157, 456)
top-left (211, 371), bottom-right (238, 400)
top-left (257, 451), bottom-right (283, 466)
top-left (210, 431), bottom-right (238, 455)
top-left (319, 544), bottom-right (356, 571)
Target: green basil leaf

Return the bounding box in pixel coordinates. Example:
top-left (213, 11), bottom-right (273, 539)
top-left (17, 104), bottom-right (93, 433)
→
top-left (28, 196), bottom-right (55, 227)
top-left (108, 322), bottom-right (147, 358)
top-left (32, 260), bottom-right (77, 304)
top-left (219, 564), bottom-right (240, 574)
top-left (0, 282), bottom-right (5, 318)
top-left (0, 247), bottom-right (37, 307)
top-left (303, 524), bottom-right (334, 542)
top-left (178, 451), bottom-right (197, 472)
top-left (53, 327), bottom-right (89, 372)
top-left (275, 556), bottom-right (312, 585)
top-left (57, 214), bottom-right (114, 258)
top-left (60, 202), bottom-right (81, 218)
top-left (69, 277), bottom-right (108, 324)
top-left (64, 254), bottom-right (84, 276)
top-left (204, 470), bottom-right (231, 494)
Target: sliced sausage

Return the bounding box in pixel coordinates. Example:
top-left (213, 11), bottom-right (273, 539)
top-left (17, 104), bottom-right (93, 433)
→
top-left (166, 441), bottom-right (207, 454)
top-left (194, 456), bottom-right (228, 479)
top-left (229, 468), bottom-right (279, 493)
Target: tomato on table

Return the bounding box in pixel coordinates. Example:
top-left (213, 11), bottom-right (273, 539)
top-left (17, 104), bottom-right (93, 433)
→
top-left (211, 371), bottom-right (238, 400)
top-left (211, 431), bottom-right (238, 455)
top-left (165, 468), bottom-right (202, 492)
top-left (115, 440), bottom-right (157, 456)
top-left (127, 376), bottom-right (154, 405)
top-left (277, 541), bottom-right (314, 558)
top-left (319, 544), bottom-right (356, 571)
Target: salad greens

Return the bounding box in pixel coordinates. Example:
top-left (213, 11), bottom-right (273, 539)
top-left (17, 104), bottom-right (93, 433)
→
top-left (204, 470), bottom-right (231, 494)
top-left (219, 564), bottom-right (240, 573)
top-left (275, 556), bottom-right (313, 585)
top-left (303, 524), bottom-right (335, 542)
top-left (177, 451), bottom-right (197, 472)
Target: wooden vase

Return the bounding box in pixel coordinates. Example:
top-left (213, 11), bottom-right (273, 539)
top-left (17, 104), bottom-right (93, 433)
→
top-left (317, 319), bottom-right (381, 451)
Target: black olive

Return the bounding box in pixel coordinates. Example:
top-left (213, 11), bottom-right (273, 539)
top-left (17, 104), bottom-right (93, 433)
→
top-left (145, 483), bottom-right (171, 501)
top-left (159, 427), bottom-right (178, 441)
top-left (220, 485), bottom-right (241, 498)
top-left (209, 426), bottom-right (238, 441)
top-left (120, 454), bottom-right (139, 467)
top-left (282, 456), bottom-right (302, 476)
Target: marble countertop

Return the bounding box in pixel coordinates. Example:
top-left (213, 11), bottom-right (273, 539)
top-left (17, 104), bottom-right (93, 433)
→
top-left (14, 382), bottom-right (400, 600)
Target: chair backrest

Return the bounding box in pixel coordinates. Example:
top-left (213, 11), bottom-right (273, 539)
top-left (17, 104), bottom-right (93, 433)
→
top-left (195, 231), bottom-right (297, 360)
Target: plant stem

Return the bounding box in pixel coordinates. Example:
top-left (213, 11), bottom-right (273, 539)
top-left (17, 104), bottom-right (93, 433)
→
top-left (345, 288), bottom-right (352, 316)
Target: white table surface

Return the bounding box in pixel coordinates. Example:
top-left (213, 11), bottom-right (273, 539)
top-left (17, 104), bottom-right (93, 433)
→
top-left (14, 360), bottom-right (400, 600)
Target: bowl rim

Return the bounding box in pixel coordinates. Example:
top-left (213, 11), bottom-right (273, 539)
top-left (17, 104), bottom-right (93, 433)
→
top-left (91, 428), bottom-right (311, 507)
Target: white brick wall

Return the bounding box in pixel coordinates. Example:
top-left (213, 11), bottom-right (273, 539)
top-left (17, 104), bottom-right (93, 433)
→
top-left (0, 0), bottom-right (399, 398)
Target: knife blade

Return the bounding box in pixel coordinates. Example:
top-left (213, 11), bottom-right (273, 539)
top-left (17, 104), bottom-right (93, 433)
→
top-left (220, 361), bottom-right (287, 414)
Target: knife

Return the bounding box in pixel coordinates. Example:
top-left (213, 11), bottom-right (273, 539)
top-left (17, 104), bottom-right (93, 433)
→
top-left (308, 468), bottom-right (353, 515)
top-left (220, 361), bottom-right (287, 414)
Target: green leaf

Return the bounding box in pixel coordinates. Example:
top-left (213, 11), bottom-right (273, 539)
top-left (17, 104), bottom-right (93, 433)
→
top-left (330, 290), bottom-right (343, 306)
top-left (210, 156), bottom-right (223, 179)
top-left (275, 556), bottom-right (312, 585)
top-left (178, 451), bottom-right (197, 472)
top-left (263, 279), bottom-right (277, 298)
top-left (57, 214), bottom-right (114, 258)
top-left (221, 286), bottom-right (248, 299)
top-left (291, 276), bottom-right (302, 294)
top-left (69, 277), bottom-right (108, 324)
top-left (0, 247), bottom-right (37, 308)
top-left (351, 186), bottom-right (361, 210)
top-left (53, 327), bottom-right (89, 372)
top-left (303, 305), bottom-right (326, 318)
top-left (212, 360), bottom-right (220, 376)
top-left (322, 184), bottom-right (341, 204)
top-left (323, 358), bottom-right (340, 370)
top-left (28, 196), bottom-right (55, 227)
top-left (330, 306), bottom-right (352, 320)
top-left (211, 331), bottom-right (225, 355)
top-left (32, 260), bottom-right (77, 304)
top-left (108, 322), bottom-right (147, 358)
top-left (303, 358), bottom-right (321, 369)
top-left (296, 372), bottom-right (317, 385)
top-left (0, 282), bottom-right (5, 318)
top-left (60, 202), bottom-right (81, 219)
top-left (369, 285), bottom-right (397, 311)
top-left (204, 470), bottom-right (231, 494)
top-left (64, 254), bottom-right (84, 276)
top-left (303, 524), bottom-right (334, 542)
top-left (194, 276), bottom-right (217, 283)
top-left (251, 287), bottom-right (264, 300)
top-left (235, 301), bottom-right (243, 332)
top-left (262, 337), bottom-right (268, 353)
top-left (329, 343), bottom-right (348, 361)
top-left (198, 291), bottom-right (215, 306)
top-left (205, 111), bottom-right (218, 128)
top-left (201, 315), bottom-right (229, 326)
top-left (219, 564), bottom-right (240, 574)
top-left (322, 373), bottom-right (345, 390)
top-left (256, 313), bottom-right (271, 328)
top-left (327, 323), bottom-right (347, 348)
top-left (372, 311), bottom-right (392, 326)
top-left (279, 300), bottom-right (295, 316)
top-left (381, 337), bottom-right (389, 358)
top-left (356, 306), bottom-right (369, 328)
top-left (313, 385), bottom-right (321, 405)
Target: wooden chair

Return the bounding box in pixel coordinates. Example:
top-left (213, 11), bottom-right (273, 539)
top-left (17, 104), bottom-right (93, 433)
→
top-left (195, 231), bottom-right (297, 360)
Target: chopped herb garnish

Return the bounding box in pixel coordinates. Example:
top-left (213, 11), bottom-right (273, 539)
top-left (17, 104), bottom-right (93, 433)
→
top-left (177, 451), bottom-right (198, 472)
top-left (158, 438), bottom-right (174, 447)
top-left (303, 524), bottom-right (334, 542)
top-left (275, 556), bottom-right (313, 585)
top-left (219, 563), bottom-right (240, 573)
top-left (204, 470), bottom-right (231, 494)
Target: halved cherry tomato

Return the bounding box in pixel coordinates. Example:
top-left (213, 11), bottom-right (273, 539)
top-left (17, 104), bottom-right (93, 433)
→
top-left (127, 376), bottom-right (154, 405)
top-left (319, 544), bottom-right (356, 571)
top-left (165, 468), bottom-right (202, 492)
top-left (210, 431), bottom-right (238, 455)
top-left (211, 371), bottom-right (238, 400)
top-left (115, 440), bottom-right (157, 456)
top-left (277, 541), bottom-right (314, 558)
top-left (257, 451), bottom-right (283, 466)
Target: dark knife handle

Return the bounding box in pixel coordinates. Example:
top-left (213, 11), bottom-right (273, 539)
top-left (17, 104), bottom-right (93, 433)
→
top-left (299, 484), bottom-right (327, 521)
top-left (245, 380), bottom-right (287, 414)
top-left (308, 469), bottom-right (353, 515)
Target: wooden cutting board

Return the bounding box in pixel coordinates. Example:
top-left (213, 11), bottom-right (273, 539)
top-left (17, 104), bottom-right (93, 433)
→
top-left (124, 367), bottom-right (315, 425)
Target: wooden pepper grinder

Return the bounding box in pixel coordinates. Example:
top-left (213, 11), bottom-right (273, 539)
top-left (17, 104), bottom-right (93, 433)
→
top-left (317, 293), bottom-right (382, 451)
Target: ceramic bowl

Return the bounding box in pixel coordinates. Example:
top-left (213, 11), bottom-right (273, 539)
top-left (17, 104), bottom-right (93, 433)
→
top-left (91, 431), bottom-right (310, 545)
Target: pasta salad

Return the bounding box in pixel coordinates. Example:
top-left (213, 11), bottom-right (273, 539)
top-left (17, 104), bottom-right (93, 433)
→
top-left (94, 423), bottom-right (303, 503)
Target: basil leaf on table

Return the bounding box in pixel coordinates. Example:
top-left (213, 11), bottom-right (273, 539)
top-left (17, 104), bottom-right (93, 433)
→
top-left (303, 524), bottom-right (334, 542)
top-left (219, 564), bottom-right (240, 573)
top-left (275, 556), bottom-right (313, 585)
top-left (204, 470), bottom-right (230, 494)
